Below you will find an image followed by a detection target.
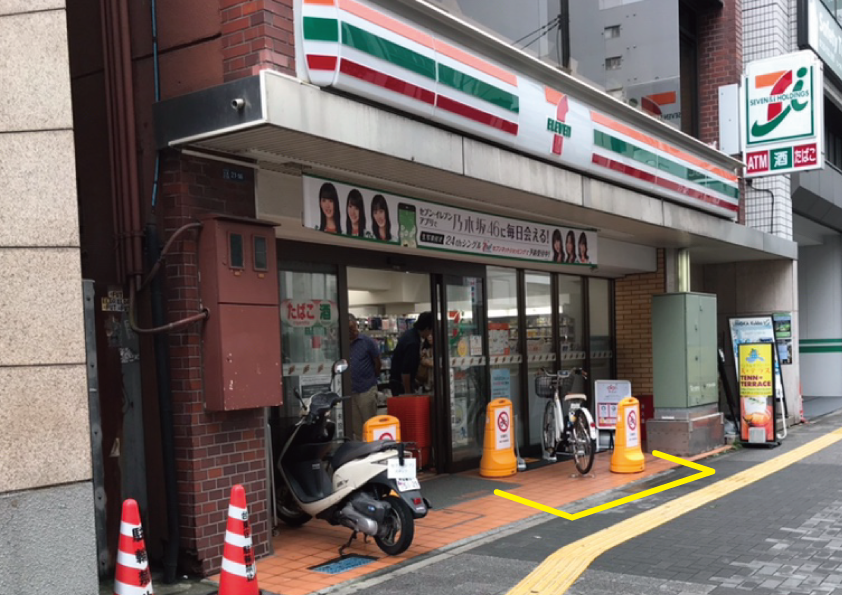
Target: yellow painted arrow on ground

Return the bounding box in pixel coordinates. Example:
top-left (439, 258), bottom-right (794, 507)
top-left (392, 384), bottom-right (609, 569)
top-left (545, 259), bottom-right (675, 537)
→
top-left (494, 450), bottom-right (715, 520)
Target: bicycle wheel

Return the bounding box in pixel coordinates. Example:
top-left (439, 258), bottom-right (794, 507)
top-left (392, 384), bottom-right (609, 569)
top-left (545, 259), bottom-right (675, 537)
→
top-left (542, 401), bottom-right (558, 457)
top-left (572, 410), bottom-right (595, 475)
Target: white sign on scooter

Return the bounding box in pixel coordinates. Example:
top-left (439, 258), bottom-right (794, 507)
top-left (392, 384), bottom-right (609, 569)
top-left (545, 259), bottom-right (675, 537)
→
top-left (389, 458), bottom-right (420, 492)
top-left (387, 457), bottom-right (416, 480)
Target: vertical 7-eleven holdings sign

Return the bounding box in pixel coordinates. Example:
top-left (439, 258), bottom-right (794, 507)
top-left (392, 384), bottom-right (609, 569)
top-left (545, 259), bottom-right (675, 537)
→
top-left (742, 50), bottom-right (824, 178)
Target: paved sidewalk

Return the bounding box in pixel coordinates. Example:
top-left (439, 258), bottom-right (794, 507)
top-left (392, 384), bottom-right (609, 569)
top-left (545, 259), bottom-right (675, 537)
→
top-left (327, 411), bottom-right (842, 595)
top-left (248, 446), bottom-right (700, 595)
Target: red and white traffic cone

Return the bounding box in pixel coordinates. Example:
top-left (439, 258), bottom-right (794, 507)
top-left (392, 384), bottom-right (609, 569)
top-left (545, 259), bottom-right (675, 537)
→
top-left (114, 499), bottom-right (154, 595)
top-left (219, 484), bottom-right (259, 595)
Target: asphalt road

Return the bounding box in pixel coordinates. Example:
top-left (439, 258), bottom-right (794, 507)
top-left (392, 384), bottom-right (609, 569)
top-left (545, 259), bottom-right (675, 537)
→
top-left (326, 410), bottom-right (842, 595)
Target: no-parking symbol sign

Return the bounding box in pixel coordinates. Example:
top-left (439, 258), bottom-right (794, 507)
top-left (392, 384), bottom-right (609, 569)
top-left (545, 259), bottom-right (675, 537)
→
top-left (495, 406), bottom-right (512, 450)
top-left (625, 406), bottom-right (640, 448)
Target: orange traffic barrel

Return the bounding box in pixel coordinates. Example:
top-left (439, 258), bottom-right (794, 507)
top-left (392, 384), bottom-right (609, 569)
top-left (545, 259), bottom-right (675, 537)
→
top-left (480, 398), bottom-right (517, 477)
top-left (611, 396), bottom-right (645, 473)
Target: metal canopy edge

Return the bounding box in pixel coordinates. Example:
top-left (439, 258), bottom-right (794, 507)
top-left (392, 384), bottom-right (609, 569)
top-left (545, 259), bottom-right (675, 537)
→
top-left (155, 73), bottom-right (796, 264)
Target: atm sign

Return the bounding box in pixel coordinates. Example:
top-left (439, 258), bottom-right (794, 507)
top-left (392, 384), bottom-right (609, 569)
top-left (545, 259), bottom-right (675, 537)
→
top-left (746, 151), bottom-right (769, 174)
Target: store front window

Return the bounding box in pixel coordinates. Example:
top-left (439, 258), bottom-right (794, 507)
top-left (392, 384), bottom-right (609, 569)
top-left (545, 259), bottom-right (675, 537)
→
top-left (558, 275), bottom-right (584, 369)
top-left (487, 267), bottom-right (523, 445)
top-left (589, 277), bottom-right (614, 389)
top-left (278, 267), bottom-right (341, 430)
top-left (525, 271), bottom-right (554, 445)
top-left (444, 276), bottom-right (487, 465)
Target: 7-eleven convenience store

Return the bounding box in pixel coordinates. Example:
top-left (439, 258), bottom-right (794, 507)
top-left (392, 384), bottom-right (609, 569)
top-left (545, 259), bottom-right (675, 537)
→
top-left (143, 0), bottom-right (798, 578)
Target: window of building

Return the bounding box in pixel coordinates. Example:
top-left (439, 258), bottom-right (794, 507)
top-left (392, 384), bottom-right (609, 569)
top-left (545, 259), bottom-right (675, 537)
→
top-left (825, 99), bottom-right (842, 170)
top-left (588, 278), bottom-right (614, 389)
top-left (605, 56), bottom-right (622, 70)
top-left (604, 25), bottom-right (621, 39)
top-left (525, 271), bottom-right (554, 444)
top-left (487, 267), bottom-right (523, 444)
top-left (278, 267), bottom-right (340, 424)
top-left (425, 0), bottom-right (565, 68)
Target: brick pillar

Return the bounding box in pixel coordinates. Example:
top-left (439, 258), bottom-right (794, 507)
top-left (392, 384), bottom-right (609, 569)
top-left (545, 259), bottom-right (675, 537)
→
top-left (159, 153), bottom-right (270, 575)
top-left (614, 249), bottom-right (666, 396)
top-left (220, 0), bottom-right (295, 81)
top-left (697, 0), bottom-right (742, 148)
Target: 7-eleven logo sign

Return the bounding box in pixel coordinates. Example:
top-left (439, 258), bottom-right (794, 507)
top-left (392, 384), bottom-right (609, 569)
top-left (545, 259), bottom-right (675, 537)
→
top-left (750, 69), bottom-right (810, 139)
top-left (742, 50), bottom-right (823, 177)
top-left (546, 88), bottom-right (572, 156)
top-left (745, 56), bottom-right (815, 146)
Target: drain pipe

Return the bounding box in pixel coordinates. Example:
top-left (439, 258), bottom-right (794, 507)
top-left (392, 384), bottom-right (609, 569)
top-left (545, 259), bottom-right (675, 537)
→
top-left (145, 222), bottom-right (180, 584)
top-left (677, 248), bottom-right (691, 293)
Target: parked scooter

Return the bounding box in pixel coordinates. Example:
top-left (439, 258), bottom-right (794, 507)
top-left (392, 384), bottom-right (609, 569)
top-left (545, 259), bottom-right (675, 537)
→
top-left (275, 359), bottom-right (430, 555)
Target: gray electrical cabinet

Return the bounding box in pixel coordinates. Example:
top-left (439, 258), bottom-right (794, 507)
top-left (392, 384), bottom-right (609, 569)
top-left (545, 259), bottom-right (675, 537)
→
top-left (652, 292), bottom-right (718, 409)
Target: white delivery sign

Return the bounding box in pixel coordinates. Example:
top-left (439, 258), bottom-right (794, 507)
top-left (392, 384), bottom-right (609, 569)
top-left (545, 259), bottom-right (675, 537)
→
top-left (595, 380), bottom-right (632, 430)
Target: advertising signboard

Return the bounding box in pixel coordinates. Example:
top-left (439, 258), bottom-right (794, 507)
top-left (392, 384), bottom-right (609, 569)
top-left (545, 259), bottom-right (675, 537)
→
top-left (303, 175), bottom-right (598, 266)
top-left (738, 343), bottom-right (775, 443)
top-left (773, 312), bottom-right (793, 365)
top-left (298, 0), bottom-right (740, 219)
top-left (728, 316), bottom-right (786, 410)
top-left (741, 50), bottom-right (824, 178)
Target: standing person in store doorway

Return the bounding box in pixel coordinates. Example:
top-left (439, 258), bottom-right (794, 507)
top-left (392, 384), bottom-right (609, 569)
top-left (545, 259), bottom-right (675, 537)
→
top-left (389, 311), bottom-right (434, 396)
top-left (348, 314), bottom-right (382, 440)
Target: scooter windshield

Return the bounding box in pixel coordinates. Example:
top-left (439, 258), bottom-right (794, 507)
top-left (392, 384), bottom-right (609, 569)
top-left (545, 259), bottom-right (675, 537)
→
top-left (309, 392), bottom-right (335, 414)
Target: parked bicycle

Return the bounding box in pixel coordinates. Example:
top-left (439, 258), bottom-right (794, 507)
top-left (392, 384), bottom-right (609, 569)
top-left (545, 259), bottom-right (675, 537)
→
top-left (535, 368), bottom-right (598, 475)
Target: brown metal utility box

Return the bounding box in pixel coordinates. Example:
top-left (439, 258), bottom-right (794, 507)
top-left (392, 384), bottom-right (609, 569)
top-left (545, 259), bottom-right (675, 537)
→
top-left (198, 214), bottom-right (282, 411)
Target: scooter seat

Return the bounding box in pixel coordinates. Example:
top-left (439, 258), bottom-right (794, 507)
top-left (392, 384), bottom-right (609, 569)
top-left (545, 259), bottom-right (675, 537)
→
top-left (331, 440), bottom-right (399, 470)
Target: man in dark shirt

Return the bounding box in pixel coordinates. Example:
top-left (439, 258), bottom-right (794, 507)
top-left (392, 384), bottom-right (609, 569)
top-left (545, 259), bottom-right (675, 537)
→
top-left (349, 315), bottom-right (382, 440)
top-left (389, 311), bottom-right (433, 396)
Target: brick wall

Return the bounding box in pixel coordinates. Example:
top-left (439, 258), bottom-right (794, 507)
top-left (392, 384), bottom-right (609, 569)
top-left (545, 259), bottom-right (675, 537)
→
top-left (697, 0), bottom-right (742, 147)
top-left (221, 0), bottom-right (295, 82)
top-left (614, 249), bottom-right (666, 396)
top-left (159, 153), bottom-right (269, 575)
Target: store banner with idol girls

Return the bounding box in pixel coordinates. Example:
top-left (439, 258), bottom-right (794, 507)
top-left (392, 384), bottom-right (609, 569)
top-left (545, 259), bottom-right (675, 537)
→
top-left (302, 175), bottom-right (598, 266)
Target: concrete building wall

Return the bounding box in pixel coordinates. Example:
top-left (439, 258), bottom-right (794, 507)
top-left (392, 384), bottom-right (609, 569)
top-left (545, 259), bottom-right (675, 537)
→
top-left (0, 3), bottom-right (96, 594)
top-left (798, 237), bottom-right (842, 397)
top-left (703, 260), bottom-right (800, 421)
top-left (742, 0), bottom-right (794, 239)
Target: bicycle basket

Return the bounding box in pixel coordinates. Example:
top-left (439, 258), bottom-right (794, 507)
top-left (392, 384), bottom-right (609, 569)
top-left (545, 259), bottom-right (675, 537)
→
top-left (534, 375), bottom-right (556, 398)
top-left (559, 374), bottom-right (577, 395)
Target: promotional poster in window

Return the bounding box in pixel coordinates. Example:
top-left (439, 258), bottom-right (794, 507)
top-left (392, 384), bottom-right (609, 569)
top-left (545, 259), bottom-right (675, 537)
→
top-left (302, 175), bottom-right (598, 267)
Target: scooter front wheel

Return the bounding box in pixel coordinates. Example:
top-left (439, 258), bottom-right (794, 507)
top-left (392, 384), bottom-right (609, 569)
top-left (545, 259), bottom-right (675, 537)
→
top-left (375, 496), bottom-right (414, 555)
top-left (275, 483), bottom-right (311, 528)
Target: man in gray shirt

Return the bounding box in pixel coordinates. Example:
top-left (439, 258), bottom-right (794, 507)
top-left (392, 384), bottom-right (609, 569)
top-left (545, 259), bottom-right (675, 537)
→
top-left (348, 315), bottom-right (382, 440)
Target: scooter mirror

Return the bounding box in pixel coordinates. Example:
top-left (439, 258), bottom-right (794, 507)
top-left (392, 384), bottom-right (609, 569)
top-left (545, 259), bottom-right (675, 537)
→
top-left (332, 359), bottom-right (349, 375)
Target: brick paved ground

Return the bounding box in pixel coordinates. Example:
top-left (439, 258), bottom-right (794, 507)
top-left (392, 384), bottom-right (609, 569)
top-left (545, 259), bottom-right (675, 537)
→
top-left (333, 411), bottom-right (842, 595)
